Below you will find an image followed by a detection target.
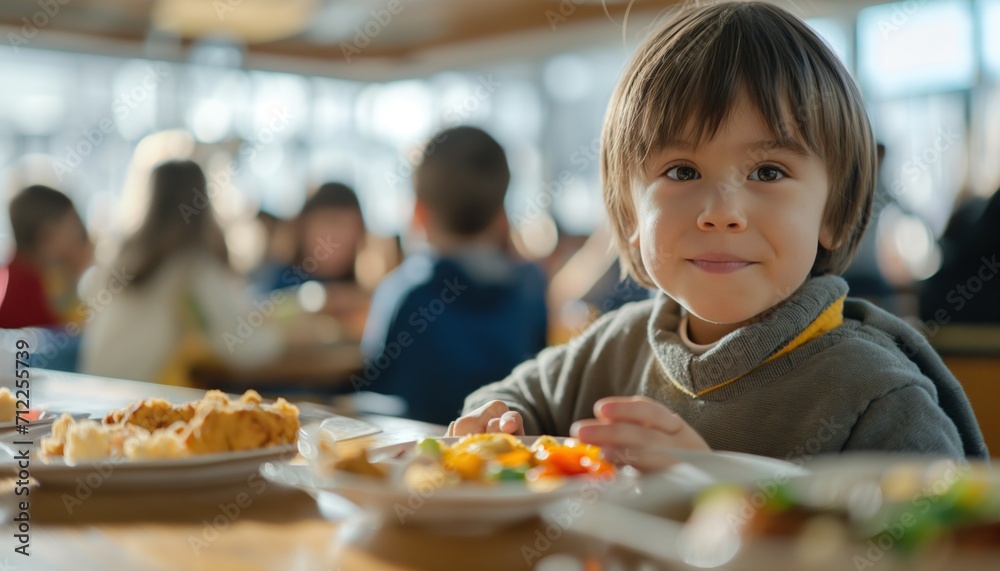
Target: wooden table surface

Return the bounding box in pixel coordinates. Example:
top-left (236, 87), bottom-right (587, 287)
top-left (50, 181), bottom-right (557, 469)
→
top-left (1, 371), bottom-right (651, 571)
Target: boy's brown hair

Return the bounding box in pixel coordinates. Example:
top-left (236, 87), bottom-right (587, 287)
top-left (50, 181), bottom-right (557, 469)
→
top-left (601, 1), bottom-right (877, 288)
top-left (414, 126), bottom-right (510, 237)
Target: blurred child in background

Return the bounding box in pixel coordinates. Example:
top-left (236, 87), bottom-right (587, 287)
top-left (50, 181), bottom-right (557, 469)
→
top-left (1, 185), bottom-right (92, 329)
top-left (268, 182), bottom-right (370, 336)
top-left (361, 126), bottom-right (548, 425)
top-left (81, 160), bottom-right (283, 385)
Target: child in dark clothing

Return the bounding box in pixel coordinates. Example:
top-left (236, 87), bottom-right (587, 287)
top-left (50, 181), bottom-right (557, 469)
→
top-left (359, 126), bottom-right (548, 425)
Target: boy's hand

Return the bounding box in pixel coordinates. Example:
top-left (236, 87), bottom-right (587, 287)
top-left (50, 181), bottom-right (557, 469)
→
top-left (571, 396), bottom-right (709, 473)
top-left (447, 400), bottom-right (525, 436)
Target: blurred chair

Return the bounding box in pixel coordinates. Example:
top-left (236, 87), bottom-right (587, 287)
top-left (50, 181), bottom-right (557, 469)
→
top-left (936, 335), bottom-right (1000, 458)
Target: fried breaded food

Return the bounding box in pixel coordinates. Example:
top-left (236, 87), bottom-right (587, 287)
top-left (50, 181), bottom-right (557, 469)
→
top-left (0, 387), bottom-right (16, 423)
top-left (41, 413), bottom-right (73, 457)
top-left (63, 420), bottom-right (112, 464)
top-left (329, 445), bottom-right (388, 479)
top-left (103, 397), bottom-right (196, 431)
top-left (180, 393), bottom-right (300, 454)
top-left (124, 428), bottom-right (187, 460)
top-left (41, 390), bottom-right (299, 462)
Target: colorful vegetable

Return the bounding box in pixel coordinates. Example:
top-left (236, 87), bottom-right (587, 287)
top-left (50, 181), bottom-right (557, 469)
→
top-left (433, 434), bottom-right (615, 484)
top-left (414, 437), bottom-right (442, 458)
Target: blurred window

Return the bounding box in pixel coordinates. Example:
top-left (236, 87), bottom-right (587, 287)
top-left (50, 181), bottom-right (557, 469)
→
top-left (858, 0), bottom-right (975, 98)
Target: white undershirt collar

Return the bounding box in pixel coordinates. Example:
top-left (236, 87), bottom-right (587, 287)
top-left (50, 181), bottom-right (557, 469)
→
top-left (679, 312), bottom-right (720, 355)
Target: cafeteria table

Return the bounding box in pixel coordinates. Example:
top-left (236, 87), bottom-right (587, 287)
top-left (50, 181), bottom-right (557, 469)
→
top-left (1, 370), bottom-right (652, 571)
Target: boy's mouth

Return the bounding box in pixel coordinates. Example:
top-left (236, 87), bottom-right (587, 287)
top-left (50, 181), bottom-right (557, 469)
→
top-left (687, 254), bottom-right (755, 274)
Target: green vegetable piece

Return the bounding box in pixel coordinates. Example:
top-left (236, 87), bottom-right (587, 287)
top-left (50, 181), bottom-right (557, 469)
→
top-left (495, 466), bottom-right (529, 481)
top-left (415, 437), bottom-right (442, 457)
top-left (765, 482), bottom-right (796, 513)
top-left (485, 462), bottom-right (530, 482)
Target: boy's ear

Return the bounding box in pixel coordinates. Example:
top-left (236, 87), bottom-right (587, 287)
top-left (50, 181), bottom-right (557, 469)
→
top-left (628, 227), bottom-right (640, 248)
top-left (819, 221), bottom-right (838, 251)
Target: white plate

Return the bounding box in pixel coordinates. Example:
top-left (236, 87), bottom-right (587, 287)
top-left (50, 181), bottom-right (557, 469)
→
top-left (263, 436), bottom-right (628, 534)
top-left (0, 441), bottom-right (298, 489)
top-left (550, 454), bottom-right (999, 571)
top-left (0, 408), bottom-right (378, 490)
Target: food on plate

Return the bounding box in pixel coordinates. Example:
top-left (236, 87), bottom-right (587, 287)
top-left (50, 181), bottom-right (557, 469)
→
top-left (63, 420), bottom-right (112, 463)
top-left (442, 433), bottom-right (613, 483)
top-left (686, 460), bottom-right (1000, 560)
top-left (104, 396), bottom-right (196, 430)
top-left (869, 463), bottom-right (1000, 552)
top-left (330, 445), bottom-right (388, 479)
top-left (327, 433), bottom-right (614, 490)
top-left (40, 390), bottom-right (299, 463)
top-left (0, 388), bottom-right (15, 422)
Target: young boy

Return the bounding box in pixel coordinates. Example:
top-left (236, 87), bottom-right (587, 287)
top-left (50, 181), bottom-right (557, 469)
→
top-left (449, 2), bottom-right (986, 470)
top-left (361, 126), bottom-right (548, 425)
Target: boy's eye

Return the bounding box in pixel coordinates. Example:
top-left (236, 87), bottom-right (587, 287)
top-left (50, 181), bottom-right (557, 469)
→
top-left (665, 165), bottom-right (701, 181)
top-left (749, 166), bottom-right (784, 182)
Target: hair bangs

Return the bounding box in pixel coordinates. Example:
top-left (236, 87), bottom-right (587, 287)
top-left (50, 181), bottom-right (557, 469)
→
top-left (634, 4), bottom-right (839, 174)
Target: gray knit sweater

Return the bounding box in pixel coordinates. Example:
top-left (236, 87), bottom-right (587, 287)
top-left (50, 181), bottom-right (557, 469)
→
top-left (464, 275), bottom-right (988, 461)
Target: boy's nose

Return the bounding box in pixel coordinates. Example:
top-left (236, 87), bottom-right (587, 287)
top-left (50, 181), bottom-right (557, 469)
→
top-left (696, 188), bottom-right (747, 232)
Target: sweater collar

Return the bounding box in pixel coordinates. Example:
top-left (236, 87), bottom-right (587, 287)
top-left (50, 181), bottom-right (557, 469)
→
top-left (647, 275), bottom-right (849, 399)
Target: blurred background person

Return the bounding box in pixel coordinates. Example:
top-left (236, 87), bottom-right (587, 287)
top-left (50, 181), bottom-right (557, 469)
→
top-left (1, 184), bottom-right (92, 329)
top-left (360, 126), bottom-right (548, 424)
top-left (246, 209), bottom-right (296, 295)
top-left (920, 187), bottom-right (1000, 324)
top-left (267, 182), bottom-right (370, 338)
top-left (80, 160), bottom-right (283, 385)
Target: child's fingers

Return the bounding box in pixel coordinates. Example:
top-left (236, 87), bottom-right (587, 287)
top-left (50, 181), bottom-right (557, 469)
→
top-left (571, 418), bottom-right (653, 448)
top-left (450, 411), bottom-right (492, 435)
top-left (571, 417), bottom-right (710, 464)
top-left (570, 420), bottom-right (691, 473)
top-left (448, 400), bottom-right (512, 436)
top-left (448, 417), bottom-right (478, 436)
top-left (599, 445), bottom-right (683, 473)
top-left (499, 411), bottom-right (524, 435)
top-left (593, 396), bottom-right (684, 435)
top-left (486, 412), bottom-right (523, 434)
top-left (478, 400), bottom-right (512, 420)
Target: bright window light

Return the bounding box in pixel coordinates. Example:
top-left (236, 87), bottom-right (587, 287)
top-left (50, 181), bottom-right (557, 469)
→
top-left (543, 54), bottom-right (594, 102)
top-left (858, 0), bottom-right (975, 97)
top-left (805, 18), bottom-right (851, 69)
top-left (370, 81), bottom-right (433, 146)
top-left (982, 0), bottom-right (1000, 78)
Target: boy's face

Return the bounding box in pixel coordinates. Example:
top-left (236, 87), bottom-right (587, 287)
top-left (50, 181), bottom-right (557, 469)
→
top-left (633, 95), bottom-right (834, 339)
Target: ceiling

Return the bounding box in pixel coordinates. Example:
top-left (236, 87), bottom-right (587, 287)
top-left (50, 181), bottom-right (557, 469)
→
top-left (0, 0), bottom-right (870, 81)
